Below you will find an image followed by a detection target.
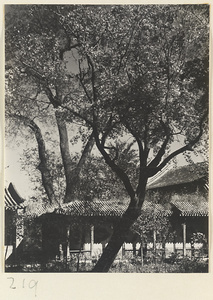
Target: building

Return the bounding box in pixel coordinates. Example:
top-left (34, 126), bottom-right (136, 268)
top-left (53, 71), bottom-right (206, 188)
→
top-left (147, 161), bottom-right (208, 257)
top-left (5, 183), bottom-right (25, 262)
top-left (5, 162), bottom-right (209, 266)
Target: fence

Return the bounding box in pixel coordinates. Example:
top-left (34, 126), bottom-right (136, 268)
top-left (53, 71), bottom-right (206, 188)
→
top-left (122, 242), bottom-right (205, 259)
top-left (64, 241), bottom-right (206, 262)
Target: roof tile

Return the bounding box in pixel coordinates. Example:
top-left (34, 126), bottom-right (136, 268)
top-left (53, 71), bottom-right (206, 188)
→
top-left (148, 162), bottom-right (208, 190)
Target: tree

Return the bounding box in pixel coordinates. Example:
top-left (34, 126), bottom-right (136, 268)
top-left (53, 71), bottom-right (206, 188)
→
top-left (131, 198), bottom-right (171, 264)
top-left (5, 4), bottom-right (209, 272)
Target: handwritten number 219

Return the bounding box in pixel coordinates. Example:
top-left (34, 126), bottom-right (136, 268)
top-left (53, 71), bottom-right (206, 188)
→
top-left (7, 277), bottom-right (38, 297)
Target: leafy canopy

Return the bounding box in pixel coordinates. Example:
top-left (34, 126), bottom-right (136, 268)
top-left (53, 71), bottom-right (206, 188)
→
top-left (5, 5), bottom-right (209, 203)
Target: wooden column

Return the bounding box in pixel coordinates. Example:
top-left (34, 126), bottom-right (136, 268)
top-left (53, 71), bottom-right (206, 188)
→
top-left (122, 243), bottom-right (125, 259)
top-left (59, 244), bottom-right (63, 261)
top-left (153, 229), bottom-right (157, 264)
top-left (153, 229), bottom-right (157, 254)
top-left (182, 223), bottom-right (187, 257)
top-left (90, 225), bottom-right (94, 257)
top-left (66, 225), bottom-right (71, 261)
top-left (101, 242), bottom-right (105, 254)
top-left (12, 213), bottom-right (17, 266)
top-left (141, 238), bottom-right (144, 268)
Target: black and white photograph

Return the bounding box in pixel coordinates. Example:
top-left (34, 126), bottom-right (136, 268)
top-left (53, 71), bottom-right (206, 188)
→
top-left (4, 4), bottom-right (209, 274)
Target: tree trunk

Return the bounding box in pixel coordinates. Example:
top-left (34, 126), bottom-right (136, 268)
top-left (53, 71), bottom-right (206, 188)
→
top-left (37, 162), bottom-right (56, 204)
top-left (55, 110), bottom-right (94, 203)
top-left (12, 115), bottom-right (56, 204)
top-left (55, 110), bottom-right (73, 200)
top-left (27, 117), bottom-right (56, 204)
top-left (91, 232), bottom-right (124, 272)
top-left (92, 206), bottom-right (140, 272)
top-left (64, 131), bottom-right (95, 203)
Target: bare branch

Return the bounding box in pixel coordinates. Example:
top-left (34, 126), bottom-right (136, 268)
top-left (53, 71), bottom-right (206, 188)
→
top-left (148, 112), bottom-right (207, 177)
top-left (103, 145), bottom-right (119, 162)
top-left (148, 120), bottom-right (171, 168)
top-left (86, 54), bottom-right (97, 102)
top-left (19, 60), bottom-right (61, 108)
top-left (78, 60), bottom-right (92, 103)
top-left (61, 104), bottom-right (93, 126)
top-left (92, 126), bottom-right (135, 201)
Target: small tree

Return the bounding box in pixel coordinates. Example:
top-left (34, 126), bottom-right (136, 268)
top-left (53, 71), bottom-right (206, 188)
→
top-left (131, 202), bottom-right (171, 263)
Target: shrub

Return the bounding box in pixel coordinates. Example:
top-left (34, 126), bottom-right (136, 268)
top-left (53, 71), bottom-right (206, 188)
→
top-left (175, 258), bottom-right (208, 273)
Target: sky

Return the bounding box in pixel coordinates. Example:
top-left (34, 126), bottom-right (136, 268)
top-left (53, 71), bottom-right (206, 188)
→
top-left (4, 130), bottom-right (207, 200)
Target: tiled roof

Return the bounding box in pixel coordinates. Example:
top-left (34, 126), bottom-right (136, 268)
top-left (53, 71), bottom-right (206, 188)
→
top-left (29, 196), bottom-right (208, 218)
top-left (171, 201), bottom-right (208, 217)
top-left (54, 200), bottom-right (128, 217)
top-left (25, 201), bottom-right (126, 218)
top-left (141, 201), bottom-right (172, 216)
top-left (25, 202), bottom-right (56, 217)
top-left (28, 200), bottom-right (129, 218)
top-left (5, 183), bottom-right (25, 211)
top-left (26, 197), bottom-right (208, 219)
top-left (29, 200), bottom-right (171, 218)
top-left (147, 162), bottom-right (208, 190)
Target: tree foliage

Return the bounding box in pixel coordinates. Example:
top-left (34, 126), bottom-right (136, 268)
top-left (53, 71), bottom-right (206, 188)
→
top-left (5, 4), bottom-right (209, 271)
